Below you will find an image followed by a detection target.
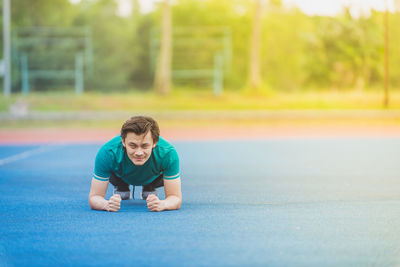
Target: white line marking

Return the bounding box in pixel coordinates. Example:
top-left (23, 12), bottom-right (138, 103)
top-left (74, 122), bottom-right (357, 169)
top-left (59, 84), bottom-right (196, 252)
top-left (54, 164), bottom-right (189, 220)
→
top-left (0, 145), bottom-right (62, 166)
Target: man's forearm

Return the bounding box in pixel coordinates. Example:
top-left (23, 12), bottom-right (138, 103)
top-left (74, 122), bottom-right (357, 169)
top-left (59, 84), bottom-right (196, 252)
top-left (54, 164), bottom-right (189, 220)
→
top-left (162, 195), bottom-right (181, 210)
top-left (89, 195), bottom-right (108, 211)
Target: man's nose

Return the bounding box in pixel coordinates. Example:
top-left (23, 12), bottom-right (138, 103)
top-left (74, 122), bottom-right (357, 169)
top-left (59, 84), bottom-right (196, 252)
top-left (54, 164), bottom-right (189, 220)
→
top-left (135, 149), bottom-right (144, 156)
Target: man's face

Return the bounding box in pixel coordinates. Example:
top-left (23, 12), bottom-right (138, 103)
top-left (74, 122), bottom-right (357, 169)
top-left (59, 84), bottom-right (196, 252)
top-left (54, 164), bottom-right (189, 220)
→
top-left (122, 131), bottom-right (157, 166)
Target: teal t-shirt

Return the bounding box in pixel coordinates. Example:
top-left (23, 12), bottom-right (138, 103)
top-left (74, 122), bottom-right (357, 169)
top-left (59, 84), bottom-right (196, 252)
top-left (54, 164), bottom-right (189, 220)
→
top-left (93, 135), bottom-right (180, 185)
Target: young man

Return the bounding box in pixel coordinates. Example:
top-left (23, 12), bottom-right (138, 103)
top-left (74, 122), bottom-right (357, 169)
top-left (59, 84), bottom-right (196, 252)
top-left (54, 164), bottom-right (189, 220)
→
top-left (88, 116), bottom-right (182, 212)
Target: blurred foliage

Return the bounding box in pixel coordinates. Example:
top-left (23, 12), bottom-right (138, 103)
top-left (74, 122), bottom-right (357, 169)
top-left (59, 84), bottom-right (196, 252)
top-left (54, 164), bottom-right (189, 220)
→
top-left (2, 0), bottom-right (399, 92)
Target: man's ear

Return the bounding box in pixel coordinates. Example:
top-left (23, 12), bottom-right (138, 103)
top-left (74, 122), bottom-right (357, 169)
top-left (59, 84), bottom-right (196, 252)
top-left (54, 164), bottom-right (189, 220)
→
top-left (121, 137), bottom-right (126, 148)
top-left (152, 141), bottom-right (158, 149)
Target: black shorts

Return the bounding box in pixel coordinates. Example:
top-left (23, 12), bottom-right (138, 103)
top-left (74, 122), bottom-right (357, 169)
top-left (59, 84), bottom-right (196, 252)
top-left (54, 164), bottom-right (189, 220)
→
top-left (109, 172), bottom-right (164, 191)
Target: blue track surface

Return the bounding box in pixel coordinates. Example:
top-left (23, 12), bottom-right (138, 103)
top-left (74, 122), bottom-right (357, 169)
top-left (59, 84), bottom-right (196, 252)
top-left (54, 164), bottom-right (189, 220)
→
top-left (1, 138), bottom-right (400, 266)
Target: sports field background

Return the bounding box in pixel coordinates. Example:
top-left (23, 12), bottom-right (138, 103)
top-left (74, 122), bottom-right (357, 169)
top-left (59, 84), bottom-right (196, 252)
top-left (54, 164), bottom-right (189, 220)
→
top-left (2, 0), bottom-right (400, 265)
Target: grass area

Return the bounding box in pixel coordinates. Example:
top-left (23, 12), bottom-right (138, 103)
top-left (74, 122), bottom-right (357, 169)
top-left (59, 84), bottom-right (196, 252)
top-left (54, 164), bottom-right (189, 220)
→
top-left (1, 89), bottom-right (400, 129)
top-left (1, 88), bottom-right (400, 112)
top-left (1, 115), bottom-right (400, 129)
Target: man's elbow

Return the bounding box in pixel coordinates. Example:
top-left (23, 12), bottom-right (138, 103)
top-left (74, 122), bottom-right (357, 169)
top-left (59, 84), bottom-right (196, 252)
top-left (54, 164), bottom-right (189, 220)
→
top-left (88, 196), bottom-right (95, 210)
top-left (176, 196), bottom-right (182, 210)
top-left (166, 195), bottom-right (182, 210)
top-left (89, 202), bottom-right (96, 210)
top-left (88, 194), bottom-right (99, 210)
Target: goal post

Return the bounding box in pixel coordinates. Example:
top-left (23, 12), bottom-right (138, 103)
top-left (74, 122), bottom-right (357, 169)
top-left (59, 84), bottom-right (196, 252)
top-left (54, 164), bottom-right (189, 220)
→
top-left (150, 26), bottom-right (232, 95)
top-left (13, 27), bottom-right (92, 95)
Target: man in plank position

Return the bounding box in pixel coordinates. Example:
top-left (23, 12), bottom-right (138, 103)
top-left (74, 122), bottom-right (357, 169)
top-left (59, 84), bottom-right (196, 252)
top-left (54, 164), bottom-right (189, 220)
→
top-left (89, 116), bottom-right (181, 212)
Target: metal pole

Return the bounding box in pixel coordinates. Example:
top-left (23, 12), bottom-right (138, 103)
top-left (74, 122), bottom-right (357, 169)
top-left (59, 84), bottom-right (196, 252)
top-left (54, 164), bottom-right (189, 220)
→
top-left (3, 0), bottom-right (11, 97)
top-left (21, 54), bottom-right (29, 94)
top-left (75, 53), bottom-right (84, 95)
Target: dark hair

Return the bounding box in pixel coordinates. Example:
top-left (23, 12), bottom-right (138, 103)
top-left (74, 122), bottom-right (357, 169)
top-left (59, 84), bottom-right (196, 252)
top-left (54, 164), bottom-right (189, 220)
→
top-left (121, 116), bottom-right (160, 143)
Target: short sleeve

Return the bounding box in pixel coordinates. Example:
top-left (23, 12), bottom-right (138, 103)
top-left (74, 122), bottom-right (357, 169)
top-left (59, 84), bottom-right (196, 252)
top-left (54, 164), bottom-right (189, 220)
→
top-left (93, 147), bottom-right (113, 181)
top-left (162, 149), bottom-right (180, 180)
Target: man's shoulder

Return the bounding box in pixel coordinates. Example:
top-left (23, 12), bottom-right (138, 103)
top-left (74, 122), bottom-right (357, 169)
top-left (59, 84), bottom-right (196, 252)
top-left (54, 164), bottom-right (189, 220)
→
top-left (156, 136), bottom-right (176, 150)
top-left (154, 137), bottom-right (180, 175)
top-left (154, 136), bottom-right (178, 158)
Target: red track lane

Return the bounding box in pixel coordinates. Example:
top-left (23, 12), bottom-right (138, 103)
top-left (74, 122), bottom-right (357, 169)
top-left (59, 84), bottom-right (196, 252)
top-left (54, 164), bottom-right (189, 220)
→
top-left (1, 125), bottom-right (400, 144)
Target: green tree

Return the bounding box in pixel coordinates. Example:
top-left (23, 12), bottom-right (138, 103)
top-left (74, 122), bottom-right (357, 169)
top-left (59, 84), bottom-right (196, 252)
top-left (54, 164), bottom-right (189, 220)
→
top-left (11, 0), bottom-right (77, 28)
top-left (72, 0), bottom-right (145, 91)
top-left (304, 9), bottom-right (383, 90)
top-left (248, 0), bottom-right (262, 91)
top-left (154, 0), bottom-right (172, 95)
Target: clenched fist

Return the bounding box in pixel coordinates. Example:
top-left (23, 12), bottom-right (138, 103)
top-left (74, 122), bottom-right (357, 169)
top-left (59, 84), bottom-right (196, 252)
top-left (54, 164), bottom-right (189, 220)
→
top-left (146, 194), bottom-right (166, 212)
top-left (105, 194), bottom-right (121, 212)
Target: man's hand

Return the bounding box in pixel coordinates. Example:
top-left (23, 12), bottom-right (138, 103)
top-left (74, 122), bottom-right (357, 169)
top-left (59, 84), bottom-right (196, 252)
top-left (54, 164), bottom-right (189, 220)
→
top-left (146, 194), bottom-right (166, 212)
top-left (105, 194), bottom-right (121, 212)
